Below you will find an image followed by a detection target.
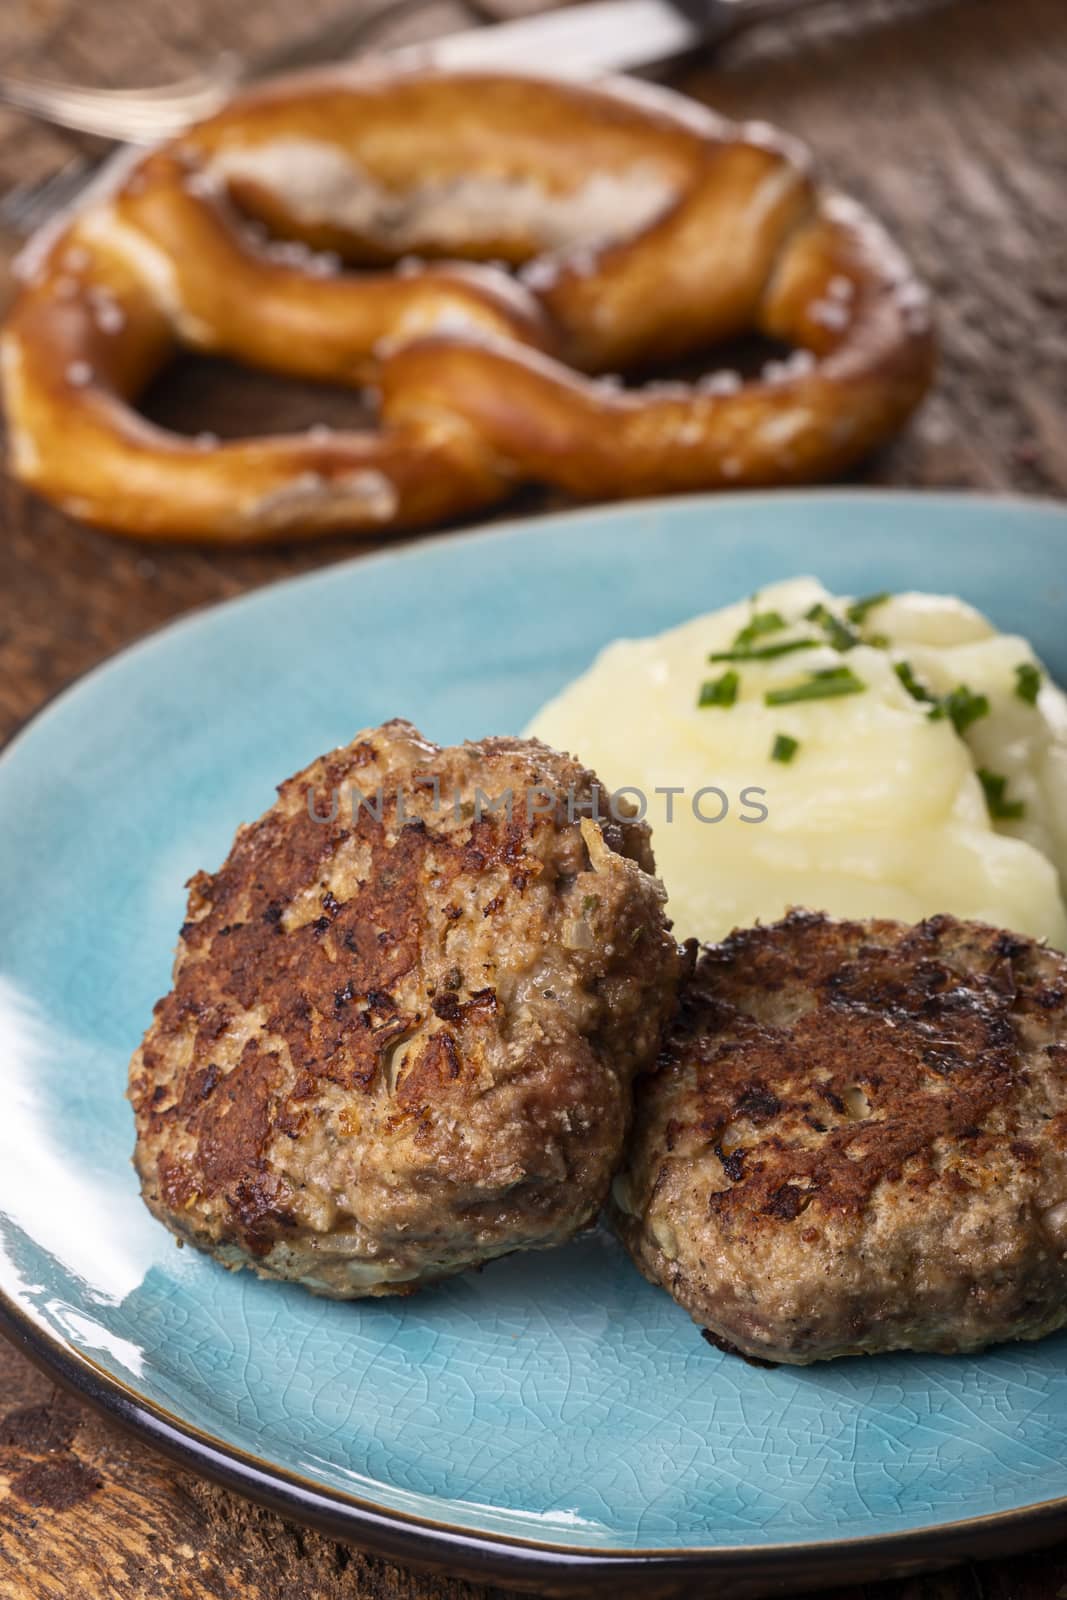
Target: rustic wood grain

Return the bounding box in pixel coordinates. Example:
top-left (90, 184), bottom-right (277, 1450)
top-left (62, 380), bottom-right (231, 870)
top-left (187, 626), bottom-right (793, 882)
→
top-left (1, 0), bottom-right (1066, 1595)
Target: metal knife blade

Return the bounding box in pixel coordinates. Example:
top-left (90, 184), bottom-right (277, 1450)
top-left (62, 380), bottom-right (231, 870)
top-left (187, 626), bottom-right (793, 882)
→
top-left (387, 0), bottom-right (715, 78)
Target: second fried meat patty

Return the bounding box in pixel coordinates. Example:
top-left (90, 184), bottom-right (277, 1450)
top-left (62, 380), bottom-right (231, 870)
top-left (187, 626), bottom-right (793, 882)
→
top-left (613, 911), bottom-right (1067, 1363)
top-left (129, 719), bottom-right (682, 1295)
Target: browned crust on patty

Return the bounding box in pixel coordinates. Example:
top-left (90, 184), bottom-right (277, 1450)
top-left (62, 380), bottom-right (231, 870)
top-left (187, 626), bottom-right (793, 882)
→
top-left (130, 719), bottom-right (682, 1294)
top-left (613, 910), bottom-right (1067, 1363)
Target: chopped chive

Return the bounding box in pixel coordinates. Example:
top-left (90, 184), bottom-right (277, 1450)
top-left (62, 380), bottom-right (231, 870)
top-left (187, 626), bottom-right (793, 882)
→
top-left (709, 638), bottom-right (819, 663)
top-left (582, 894), bottom-right (600, 914)
top-left (698, 669), bottom-right (740, 709)
top-left (895, 668), bottom-right (991, 735)
top-left (771, 732), bottom-right (800, 763)
top-left (765, 667), bottom-right (867, 706)
top-left (894, 660), bottom-right (937, 704)
top-left (977, 767), bottom-right (1025, 820)
top-left (825, 615), bottom-right (861, 652)
top-left (930, 684), bottom-right (990, 736)
top-left (846, 591), bottom-right (891, 625)
top-left (1015, 662), bottom-right (1041, 706)
top-left (865, 632), bottom-right (891, 649)
top-left (733, 610), bottom-right (787, 649)
top-left (805, 601), bottom-right (860, 652)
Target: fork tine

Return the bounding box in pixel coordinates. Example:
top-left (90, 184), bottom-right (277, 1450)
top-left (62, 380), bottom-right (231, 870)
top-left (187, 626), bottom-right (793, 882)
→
top-left (0, 155), bottom-right (95, 235)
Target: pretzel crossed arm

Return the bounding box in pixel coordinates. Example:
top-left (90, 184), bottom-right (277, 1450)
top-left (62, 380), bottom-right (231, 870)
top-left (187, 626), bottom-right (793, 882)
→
top-left (0, 70), bottom-right (935, 544)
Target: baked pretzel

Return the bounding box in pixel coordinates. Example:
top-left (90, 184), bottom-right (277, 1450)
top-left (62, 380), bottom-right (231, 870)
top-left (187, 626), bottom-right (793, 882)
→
top-left (1, 70), bottom-right (935, 544)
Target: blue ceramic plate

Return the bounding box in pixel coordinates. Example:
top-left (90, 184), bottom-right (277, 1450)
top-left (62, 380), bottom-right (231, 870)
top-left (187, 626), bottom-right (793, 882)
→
top-left (2, 492), bottom-right (1067, 1596)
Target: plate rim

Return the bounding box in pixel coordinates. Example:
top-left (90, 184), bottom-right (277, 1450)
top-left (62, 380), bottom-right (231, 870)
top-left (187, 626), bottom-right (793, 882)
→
top-left (3, 487), bottom-right (1067, 1591)
top-left (5, 1299), bottom-right (1067, 1592)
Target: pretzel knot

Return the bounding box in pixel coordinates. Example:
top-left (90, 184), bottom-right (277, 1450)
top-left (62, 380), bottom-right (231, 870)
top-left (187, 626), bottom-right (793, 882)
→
top-left (1, 71), bottom-right (935, 544)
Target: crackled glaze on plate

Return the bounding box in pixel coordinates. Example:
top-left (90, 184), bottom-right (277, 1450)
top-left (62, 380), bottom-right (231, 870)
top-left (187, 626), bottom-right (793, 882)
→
top-left (2, 493), bottom-right (1067, 1581)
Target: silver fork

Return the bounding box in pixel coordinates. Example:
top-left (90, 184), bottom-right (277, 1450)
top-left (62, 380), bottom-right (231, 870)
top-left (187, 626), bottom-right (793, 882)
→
top-left (0, 0), bottom-right (446, 142)
top-left (1, 0), bottom-right (888, 235)
top-left (0, 0), bottom-right (444, 233)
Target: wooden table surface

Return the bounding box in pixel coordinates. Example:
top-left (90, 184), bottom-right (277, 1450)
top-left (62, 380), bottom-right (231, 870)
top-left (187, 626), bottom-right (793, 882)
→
top-left (1, 0), bottom-right (1066, 1594)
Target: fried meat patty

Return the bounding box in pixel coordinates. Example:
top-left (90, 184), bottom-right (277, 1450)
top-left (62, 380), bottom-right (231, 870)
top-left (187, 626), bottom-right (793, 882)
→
top-left (613, 911), bottom-right (1067, 1362)
top-left (130, 720), bottom-right (682, 1295)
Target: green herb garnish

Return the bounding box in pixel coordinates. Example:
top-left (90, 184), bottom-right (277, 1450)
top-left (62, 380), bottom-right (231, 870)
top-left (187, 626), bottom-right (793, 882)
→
top-left (698, 669), bottom-right (740, 709)
top-left (825, 615), bottom-right (861, 652)
top-left (894, 660), bottom-right (937, 704)
top-left (770, 733), bottom-right (800, 763)
top-left (1015, 662), bottom-right (1041, 706)
top-left (733, 610), bottom-right (787, 649)
top-left (709, 638), bottom-right (819, 664)
top-left (895, 667), bottom-right (990, 734)
top-left (929, 684), bottom-right (990, 736)
top-left (764, 666), bottom-right (867, 706)
top-left (846, 592), bottom-right (891, 625)
top-left (805, 602), bottom-right (860, 652)
top-left (977, 768), bottom-right (1025, 820)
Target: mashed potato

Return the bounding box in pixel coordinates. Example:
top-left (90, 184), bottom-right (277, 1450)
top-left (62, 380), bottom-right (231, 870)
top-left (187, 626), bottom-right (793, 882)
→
top-left (527, 578), bottom-right (1067, 949)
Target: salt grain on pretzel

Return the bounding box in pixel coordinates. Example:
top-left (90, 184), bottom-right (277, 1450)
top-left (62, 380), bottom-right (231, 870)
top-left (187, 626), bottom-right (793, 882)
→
top-left (0, 69), bottom-right (935, 544)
